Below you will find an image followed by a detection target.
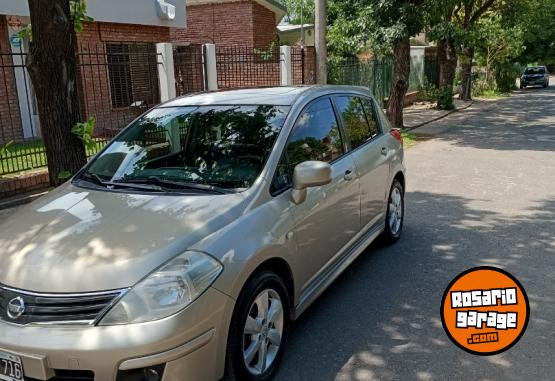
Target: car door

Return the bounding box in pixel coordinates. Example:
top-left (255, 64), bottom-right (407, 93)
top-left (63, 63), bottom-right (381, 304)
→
top-left (272, 97), bottom-right (361, 291)
top-left (334, 95), bottom-right (390, 229)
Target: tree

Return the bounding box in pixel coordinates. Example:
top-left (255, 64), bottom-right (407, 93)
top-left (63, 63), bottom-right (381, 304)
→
top-left (280, 0), bottom-right (315, 25)
top-left (371, 1), bottom-right (424, 128)
top-left (455, 0), bottom-right (504, 100)
top-left (26, 0), bottom-right (88, 186)
top-left (516, 0), bottom-right (555, 65)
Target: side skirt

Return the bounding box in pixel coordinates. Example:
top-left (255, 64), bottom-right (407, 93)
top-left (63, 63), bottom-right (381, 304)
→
top-left (292, 224), bottom-right (384, 320)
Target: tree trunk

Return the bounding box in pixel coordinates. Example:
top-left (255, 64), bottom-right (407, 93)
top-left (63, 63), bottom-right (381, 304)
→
top-left (437, 37), bottom-right (457, 109)
top-left (26, 0), bottom-right (86, 186)
top-left (386, 36), bottom-right (410, 128)
top-left (458, 46), bottom-right (474, 100)
top-left (314, 0), bottom-right (327, 84)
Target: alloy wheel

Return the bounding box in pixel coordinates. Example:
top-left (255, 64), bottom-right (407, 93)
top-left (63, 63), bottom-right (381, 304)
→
top-left (242, 289), bottom-right (284, 375)
top-left (388, 186), bottom-right (403, 235)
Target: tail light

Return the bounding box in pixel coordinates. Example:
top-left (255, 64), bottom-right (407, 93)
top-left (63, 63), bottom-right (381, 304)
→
top-left (390, 128), bottom-right (403, 146)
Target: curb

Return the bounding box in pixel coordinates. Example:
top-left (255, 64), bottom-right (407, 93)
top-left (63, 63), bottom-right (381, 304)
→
top-left (0, 189), bottom-right (48, 210)
top-left (405, 101), bottom-right (475, 131)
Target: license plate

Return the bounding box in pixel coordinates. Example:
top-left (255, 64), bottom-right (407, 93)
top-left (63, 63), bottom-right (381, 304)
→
top-left (0, 352), bottom-right (23, 381)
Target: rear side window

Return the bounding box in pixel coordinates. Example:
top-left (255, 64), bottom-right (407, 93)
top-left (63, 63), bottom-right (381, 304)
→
top-left (271, 98), bottom-right (344, 193)
top-left (335, 96), bottom-right (380, 149)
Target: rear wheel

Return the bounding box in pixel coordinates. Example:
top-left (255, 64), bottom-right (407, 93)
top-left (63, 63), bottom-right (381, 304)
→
top-left (225, 271), bottom-right (290, 381)
top-left (382, 179), bottom-right (404, 243)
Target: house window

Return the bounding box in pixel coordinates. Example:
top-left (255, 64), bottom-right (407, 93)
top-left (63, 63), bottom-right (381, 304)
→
top-left (106, 43), bottom-right (160, 109)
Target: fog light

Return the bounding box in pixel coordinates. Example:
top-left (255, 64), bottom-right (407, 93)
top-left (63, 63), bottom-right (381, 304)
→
top-left (144, 368), bottom-right (160, 381)
top-left (116, 364), bottom-right (165, 381)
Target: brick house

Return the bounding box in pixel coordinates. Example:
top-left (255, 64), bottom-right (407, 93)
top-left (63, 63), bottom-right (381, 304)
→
top-left (0, 0), bottom-right (185, 145)
top-left (172, 0), bottom-right (286, 48)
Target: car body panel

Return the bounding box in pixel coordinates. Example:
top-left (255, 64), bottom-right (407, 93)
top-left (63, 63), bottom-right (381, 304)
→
top-left (0, 183), bottom-right (246, 293)
top-left (0, 85), bottom-right (405, 381)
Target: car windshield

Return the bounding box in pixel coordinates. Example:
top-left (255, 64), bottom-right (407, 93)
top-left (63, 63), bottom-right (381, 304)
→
top-left (79, 105), bottom-right (290, 192)
top-left (524, 67), bottom-right (545, 75)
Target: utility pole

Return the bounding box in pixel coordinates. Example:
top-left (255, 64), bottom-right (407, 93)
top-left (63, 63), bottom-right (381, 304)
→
top-left (315, 0), bottom-right (327, 84)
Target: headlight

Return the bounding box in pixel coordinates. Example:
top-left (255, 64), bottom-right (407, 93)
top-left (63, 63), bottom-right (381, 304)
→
top-left (99, 251), bottom-right (223, 325)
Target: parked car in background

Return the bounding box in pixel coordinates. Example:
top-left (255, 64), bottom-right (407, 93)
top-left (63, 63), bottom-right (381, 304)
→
top-left (0, 86), bottom-right (405, 381)
top-left (520, 66), bottom-right (550, 88)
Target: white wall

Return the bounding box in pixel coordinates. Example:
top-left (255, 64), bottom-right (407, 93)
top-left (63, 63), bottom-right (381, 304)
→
top-left (0, 0), bottom-right (185, 28)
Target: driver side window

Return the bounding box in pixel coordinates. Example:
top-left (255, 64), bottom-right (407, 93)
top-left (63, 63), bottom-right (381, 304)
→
top-left (271, 98), bottom-right (344, 194)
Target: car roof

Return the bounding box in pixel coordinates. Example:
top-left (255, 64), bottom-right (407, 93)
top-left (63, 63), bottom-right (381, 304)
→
top-left (161, 85), bottom-right (372, 107)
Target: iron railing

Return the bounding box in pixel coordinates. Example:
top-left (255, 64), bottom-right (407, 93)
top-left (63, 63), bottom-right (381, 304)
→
top-left (174, 44), bottom-right (205, 96)
top-left (328, 57), bottom-right (394, 107)
top-left (292, 46), bottom-right (316, 85)
top-left (0, 42), bottom-right (161, 175)
top-left (216, 45), bottom-right (283, 89)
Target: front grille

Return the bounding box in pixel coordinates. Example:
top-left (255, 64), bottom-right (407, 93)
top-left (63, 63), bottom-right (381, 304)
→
top-left (0, 285), bottom-right (126, 325)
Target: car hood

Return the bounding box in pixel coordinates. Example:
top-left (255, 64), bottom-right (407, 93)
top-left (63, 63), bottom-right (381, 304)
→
top-left (0, 184), bottom-right (247, 293)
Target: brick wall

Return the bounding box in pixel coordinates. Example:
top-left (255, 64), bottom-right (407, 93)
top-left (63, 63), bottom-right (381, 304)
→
top-left (171, 1), bottom-right (278, 48)
top-left (76, 22), bottom-right (167, 138)
top-left (0, 16), bottom-right (23, 145)
top-left (251, 2), bottom-right (277, 48)
top-left (78, 22), bottom-right (170, 44)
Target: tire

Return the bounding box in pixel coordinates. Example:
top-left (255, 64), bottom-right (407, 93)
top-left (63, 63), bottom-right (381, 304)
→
top-left (224, 271), bottom-right (290, 381)
top-left (382, 179), bottom-right (404, 244)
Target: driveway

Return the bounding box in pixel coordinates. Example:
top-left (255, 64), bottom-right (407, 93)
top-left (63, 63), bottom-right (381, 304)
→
top-left (275, 87), bottom-right (555, 380)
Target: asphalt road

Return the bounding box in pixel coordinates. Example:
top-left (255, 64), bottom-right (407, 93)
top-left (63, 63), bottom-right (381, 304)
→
top-left (275, 86), bottom-right (555, 381)
top-left (0, 86), bottom-right (553, 380)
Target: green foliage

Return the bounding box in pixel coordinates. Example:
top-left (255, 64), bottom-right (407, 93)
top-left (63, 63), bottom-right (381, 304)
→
top-left (495, 63), bottom-right (520, 93)
top-left (254, 41), bottom-right (277, 61)
top-left (71, 117), bottom-right (97, 150)
top-left (517, 0), bottom-right (555, 64)
top-left (20, 0), bottom-right (93, 41)
top-left (70, 0), bottom-right (94, 33)
top-left (474, 14), bottom-right (525, 79)
top-left (278, 0), bottom-right (315, 25)
top-left (437, 85), bottom-right (454, 110)
top-left (472, 78), bottom-right (496, 97)
top-left (0, 141), bottom-right (14, 158)
top-left (17, 25), bottom-right (32, 41)
top-left (57, 170), bottom-right (73, 182)
top-left (418, 79), bottom-right (439, 102)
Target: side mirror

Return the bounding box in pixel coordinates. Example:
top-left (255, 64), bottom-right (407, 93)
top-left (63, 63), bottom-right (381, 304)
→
top-left (291, 161), bottom-right (332, 205)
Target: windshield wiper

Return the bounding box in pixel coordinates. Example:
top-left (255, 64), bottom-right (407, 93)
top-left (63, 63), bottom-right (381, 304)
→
top-left (78, 172), bottom-right (164, 192)
top-left (117, 176), bottom-right (232, 194)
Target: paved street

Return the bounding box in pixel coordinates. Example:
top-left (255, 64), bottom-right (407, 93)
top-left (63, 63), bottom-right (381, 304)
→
top-left (1, 87), bottom-right (554, 380)
top-left (275, 87), bottom-right (555, 381)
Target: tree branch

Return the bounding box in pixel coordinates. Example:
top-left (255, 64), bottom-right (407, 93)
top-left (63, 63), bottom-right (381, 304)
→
top-left (469, 0), bottom-right (497, 25)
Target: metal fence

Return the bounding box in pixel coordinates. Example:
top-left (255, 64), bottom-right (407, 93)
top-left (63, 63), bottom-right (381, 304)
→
top-left (328, 55), bottom-right (441, 106)
top-left (174, 44), bottom-right (205, 96)
top-left (216, 45), bottom-right (283, 89)
top-left (1, 43), bottom-right (317, 176)
top-left (0, 42), bottom-right (161, 175)
top-left (328, 57), bottom-right (394, 107)
top-left (292, 46), bottom-right (316, 85)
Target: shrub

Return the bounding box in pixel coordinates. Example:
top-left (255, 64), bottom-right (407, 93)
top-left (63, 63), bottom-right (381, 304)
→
top-left (437, 85), bottom-right (455, 110)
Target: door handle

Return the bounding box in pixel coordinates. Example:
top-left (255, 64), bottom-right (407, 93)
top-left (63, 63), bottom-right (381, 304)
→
top-left (344, 169), bottom-right (354, 181)
top-left (381, 147), bottom-right (388, 156)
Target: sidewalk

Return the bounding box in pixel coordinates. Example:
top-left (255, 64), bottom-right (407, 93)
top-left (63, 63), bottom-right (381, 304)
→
top-left (404, 99), bottom-right (474, 130)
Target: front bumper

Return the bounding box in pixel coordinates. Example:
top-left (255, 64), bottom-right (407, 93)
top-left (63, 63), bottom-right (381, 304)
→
top-left (0, 287), bottom-right (234, 381)
top-left (522, 78), bottom-right (546, 85)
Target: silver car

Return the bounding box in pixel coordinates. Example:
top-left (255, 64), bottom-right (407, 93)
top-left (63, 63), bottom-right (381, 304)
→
top-left (0, 86), bottom-right (405, 381)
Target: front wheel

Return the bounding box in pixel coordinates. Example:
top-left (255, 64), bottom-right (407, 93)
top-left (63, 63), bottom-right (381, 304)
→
top-left (382, 179), bottom-right (404, 243)
top-left (225, 271), bottom-right (290, 381)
